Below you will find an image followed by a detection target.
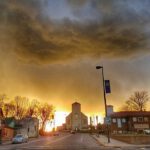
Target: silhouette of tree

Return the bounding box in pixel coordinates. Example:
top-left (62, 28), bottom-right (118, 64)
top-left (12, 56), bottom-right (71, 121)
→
top-left (38, 103), bottom-right (54, 131)
top-left (0, 94), bottom-right (7, 108)
top-left (0, 93), bottom-right (55, 131)
top-left (13, 96), bottom-right (29, 119)
top-left (121, 91), bottom-right (149, 111)
top-left (27, 99), bottom-right (40, 117)
top-left (3, 103), bottom-right (15, 118)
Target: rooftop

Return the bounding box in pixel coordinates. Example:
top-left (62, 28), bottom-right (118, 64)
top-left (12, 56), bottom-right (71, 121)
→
top-left (72, 102), bottom-right (80, 105)
top-left (111, 111), bottom-right (150, 117)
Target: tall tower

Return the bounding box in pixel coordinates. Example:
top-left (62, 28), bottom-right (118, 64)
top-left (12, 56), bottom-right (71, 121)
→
top-left (72, 102), bottom-right (81, 113)
top-left (72, 102), bottom-right (81, 130)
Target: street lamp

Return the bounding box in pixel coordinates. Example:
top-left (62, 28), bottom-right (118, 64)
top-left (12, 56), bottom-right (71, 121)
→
top-left (96, 66), bottom-right (107, 117)
top-left (96, 65), bottom-right (110, 143)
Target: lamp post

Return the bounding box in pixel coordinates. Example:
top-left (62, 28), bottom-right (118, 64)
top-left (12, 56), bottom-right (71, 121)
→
top-left (96, 66), bottom-right (110, 143)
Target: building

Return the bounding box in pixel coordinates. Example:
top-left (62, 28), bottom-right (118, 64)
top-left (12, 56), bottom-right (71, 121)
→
top-left (0, 108), bottom-right (3, 143)
top-left (0, 113), bottom-right (39, 142)
top-left (2, 126), bottom-right (14, 141)
top-left (0, 108), bottom-right (3, 129)
top-left (110, 111), bottom-right (150, 134)
top-left (1, 117), bottom-right (15, 141)
top-left (16, 117), bottom-right (39, 138)
top-left (66, 102), bottom-right (88, 130)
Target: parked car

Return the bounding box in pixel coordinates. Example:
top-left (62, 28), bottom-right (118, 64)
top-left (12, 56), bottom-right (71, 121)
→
top-left (12, 134), bottom-right (28, 144)
top-left (70, 130), bottom-right (75, 134)
top-left (53, 131), bottom-right (59, 136)
top-left (143, 129), bottom-right (150, 135)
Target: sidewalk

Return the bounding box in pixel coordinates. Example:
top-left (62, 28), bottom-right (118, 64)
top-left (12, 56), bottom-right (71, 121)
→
top-left (92, 134), bottom-right (150, 148)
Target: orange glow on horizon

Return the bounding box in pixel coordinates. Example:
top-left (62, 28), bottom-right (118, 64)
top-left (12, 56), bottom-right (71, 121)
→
top-left (54, 111), bottom-right (69, 126)
top-left (45, 122), bottom-right (53, 132)
top-left (54, 111), bottom-right (104, 126)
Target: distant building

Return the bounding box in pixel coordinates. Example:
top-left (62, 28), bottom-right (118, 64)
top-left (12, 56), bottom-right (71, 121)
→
top-left (110, 111), bottom-right (150, 134)
top-left (66, 102), bottom-right (88, 130)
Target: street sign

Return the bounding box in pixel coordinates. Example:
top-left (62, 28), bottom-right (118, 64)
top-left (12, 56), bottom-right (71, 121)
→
top-left (105, 80), bottom-right (111, 94)
top-left (105, 117), bottom-right (111, 125)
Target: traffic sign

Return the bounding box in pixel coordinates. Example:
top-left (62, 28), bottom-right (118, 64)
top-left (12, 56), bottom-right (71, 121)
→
top-left (105, 117), bottom-right (111, 125)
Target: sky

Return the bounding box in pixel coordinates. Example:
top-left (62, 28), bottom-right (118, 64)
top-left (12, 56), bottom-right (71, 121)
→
top-left (0, 0), bottom-right (150, 118)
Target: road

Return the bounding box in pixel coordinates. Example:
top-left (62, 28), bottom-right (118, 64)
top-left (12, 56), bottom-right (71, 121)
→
top-left (0, 133), bottom-right (150, 150)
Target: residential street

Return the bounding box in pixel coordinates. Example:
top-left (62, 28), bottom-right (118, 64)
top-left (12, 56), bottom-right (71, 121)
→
top-left (0, 133), bottom-right (150, 150)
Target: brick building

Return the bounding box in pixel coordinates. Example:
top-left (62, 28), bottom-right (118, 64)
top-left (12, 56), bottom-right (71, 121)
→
top-left (110, 111), bottom-right (150, 134)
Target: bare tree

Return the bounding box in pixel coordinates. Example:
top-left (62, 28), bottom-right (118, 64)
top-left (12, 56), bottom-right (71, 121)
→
top-left (0, 94), bottom-right (10, 119)
top-left (38, 103), bottom-right (54, 131)
top-left (3, 103), bottom-right (15, 118)
top-left (0, 94), bottom-right (7, 108)
top-left (13, 96), bottom-right (29, 119)
top-left (27, 99), bottom-right (40, 117)
top-left (121, 91), bottom-right (149, 111)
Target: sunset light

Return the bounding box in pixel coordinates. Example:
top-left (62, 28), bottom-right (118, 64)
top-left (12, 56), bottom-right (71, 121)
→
top-left (1, 0), bottom-right (150, 149)
top-left (45, 121), bottom-right (53, 132)
top-left (55, 111), bottom-right (69, 127)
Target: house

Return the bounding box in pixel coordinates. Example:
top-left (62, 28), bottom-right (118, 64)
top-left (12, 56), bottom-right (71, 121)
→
top-left (2, 126), bottom-right (14, 141)
top-left (16, 117), bottom-right (39, 138)
top-left (110, 111), bottom-right (150, 134)
top-left (0, 108), bottom-right (3, 143)
top-left (0, 110), bottom-right (15, 142)
top-left (0, 108), bottom-right (3, 128)
top-left (1, 117), bottom-right (15, 141)
top-left (66, 102), bottom-right (88, 130)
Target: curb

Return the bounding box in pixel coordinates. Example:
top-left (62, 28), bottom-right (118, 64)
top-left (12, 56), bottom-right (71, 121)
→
top-left (90, 134), bottom-right (105, 147)
top-left (91, 134), bottom-right (150, 149)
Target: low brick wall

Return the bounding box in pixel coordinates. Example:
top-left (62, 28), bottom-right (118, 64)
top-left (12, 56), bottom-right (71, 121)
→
top-left (111, 135), bottom-right (150, 144)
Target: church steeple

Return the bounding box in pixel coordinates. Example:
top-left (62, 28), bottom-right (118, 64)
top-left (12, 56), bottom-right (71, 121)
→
top-left (72, 102), bottom-right (81, 113)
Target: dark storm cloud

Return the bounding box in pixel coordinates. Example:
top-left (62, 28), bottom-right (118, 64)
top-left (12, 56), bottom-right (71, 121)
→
top-left (0, 0), bottom-right (150, 64)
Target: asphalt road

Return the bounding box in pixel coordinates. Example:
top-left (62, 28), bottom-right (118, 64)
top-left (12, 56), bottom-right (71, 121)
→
top-left (0, 133), bottom-right (150, 150)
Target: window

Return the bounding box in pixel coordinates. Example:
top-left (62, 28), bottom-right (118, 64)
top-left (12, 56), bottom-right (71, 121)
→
top-left (133, 117), bottom-right (137, 122)
top-left (122, 118), bottom-right (126, 123)
top-left (144, 117), bottom-right (148, 122)
top-left (138, 117), bottom-right (143, 122)
top-left (117, 118), bottom-right (122, 128)
top-left (112, 118), bottom-right (116, 123)
top-left (75, 114), bottom-right (78, 119)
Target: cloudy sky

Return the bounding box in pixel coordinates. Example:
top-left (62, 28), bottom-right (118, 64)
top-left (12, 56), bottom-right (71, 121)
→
top-left (0, 0), bottom-right (150, 115)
